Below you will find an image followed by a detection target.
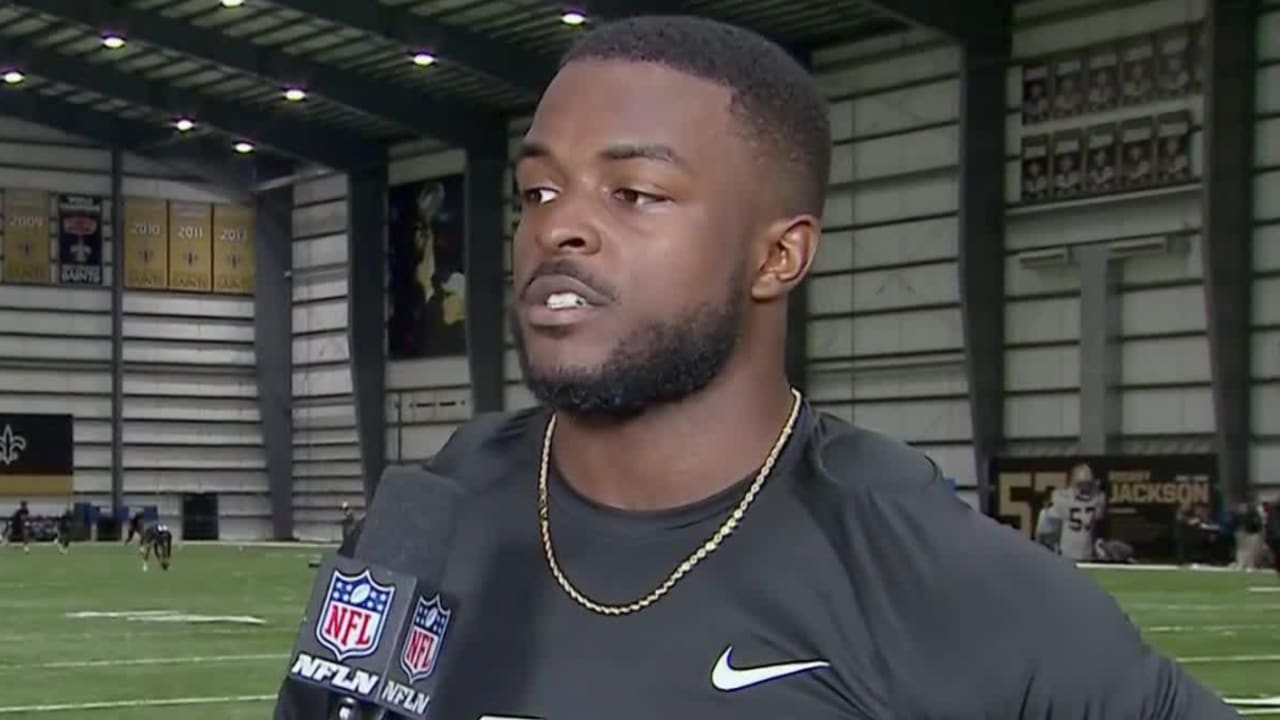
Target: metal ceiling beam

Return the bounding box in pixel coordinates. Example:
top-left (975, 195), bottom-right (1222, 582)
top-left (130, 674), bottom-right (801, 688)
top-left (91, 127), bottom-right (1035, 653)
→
top-left (860, 1), bottom-right (964, 39)
top-left (0, 90), bottom-right (262, 201)
top-left (267, 0), bottom-right (556, 94)
top-left (16, 0), bottom-right (504, 146)
top-left (0, 37), bottom-right (382, 171)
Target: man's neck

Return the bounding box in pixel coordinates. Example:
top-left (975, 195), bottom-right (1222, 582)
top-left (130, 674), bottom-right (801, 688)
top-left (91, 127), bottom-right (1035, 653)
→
top-left (549, 372), bottom-right (796, 512)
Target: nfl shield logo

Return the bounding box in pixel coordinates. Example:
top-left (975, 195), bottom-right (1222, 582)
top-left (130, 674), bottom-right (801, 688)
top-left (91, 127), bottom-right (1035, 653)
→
top-left (315, 569), bottom-right (396, 662)
top-left (400, 595), bottom-right (451, 683)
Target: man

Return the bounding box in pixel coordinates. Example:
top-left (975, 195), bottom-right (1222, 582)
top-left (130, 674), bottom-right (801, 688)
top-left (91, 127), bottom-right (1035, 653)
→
top-left (124, 510), bottom-right (146, 546)
top-left (276, 15), bottom-right (1234, 718)
top-left (1266, 501), bottom-right (1280, 577)
top-left (339, 501), bottom-right (356, 543)
top-left (140, 521), bottom-right (172, 572)
top-left (55, 507), bottom-right (72, 555)
top-left (6, 500), bottom-right (31, 553)
top-left (1048, 463), bottom-right (1108, 562)
top-left (1034, 490), bottom-right (1061, 552)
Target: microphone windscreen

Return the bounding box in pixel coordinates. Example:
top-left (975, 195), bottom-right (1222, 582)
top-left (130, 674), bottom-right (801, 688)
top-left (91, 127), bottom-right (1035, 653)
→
top-left (352, 466), bottom-right (463, 586)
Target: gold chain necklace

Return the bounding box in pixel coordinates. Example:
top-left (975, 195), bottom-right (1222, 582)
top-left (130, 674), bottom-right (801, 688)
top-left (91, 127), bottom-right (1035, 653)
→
top-left (537, 388), bottom-right (804, 616)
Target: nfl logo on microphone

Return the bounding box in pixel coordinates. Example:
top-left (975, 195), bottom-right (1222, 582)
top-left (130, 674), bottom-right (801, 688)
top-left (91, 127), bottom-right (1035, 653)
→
top-left (400, 595), bottom-right (451, 683)
top-left (316, 569), bottom-right (396, 661)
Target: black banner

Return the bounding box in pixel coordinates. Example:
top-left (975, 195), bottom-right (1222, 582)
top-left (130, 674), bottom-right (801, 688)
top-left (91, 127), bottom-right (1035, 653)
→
top-left (988, 454), bottom-right (1218, 562)
top-left (0, 413), bottom-right (73, 496)
top-left (58, 194), bottom-right (104, 286)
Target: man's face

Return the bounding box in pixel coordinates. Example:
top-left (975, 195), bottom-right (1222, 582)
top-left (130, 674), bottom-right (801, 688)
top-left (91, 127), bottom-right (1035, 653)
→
top-left (511, 60), bottom-right (759, 416)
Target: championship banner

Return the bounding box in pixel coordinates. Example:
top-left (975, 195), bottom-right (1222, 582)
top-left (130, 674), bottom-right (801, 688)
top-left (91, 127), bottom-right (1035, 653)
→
top-left (57, 194), bottom-right (103, 285)
top-left (2, 189), bottom-right (50, 285)
top-left (124, 197), bottom-right (168, 289)
top-left (212, 203), bottom-right (255, 295)
top-left (988, 454), bottom-right (1218, 562)
top-left (0, 413), bottom-right (72, 496)
top-left (168, 201), bottom-right (212, 292)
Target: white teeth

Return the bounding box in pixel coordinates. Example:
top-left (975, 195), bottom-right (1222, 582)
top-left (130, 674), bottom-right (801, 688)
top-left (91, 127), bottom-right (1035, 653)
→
top-left (546, 292), bottom-right (588, 310)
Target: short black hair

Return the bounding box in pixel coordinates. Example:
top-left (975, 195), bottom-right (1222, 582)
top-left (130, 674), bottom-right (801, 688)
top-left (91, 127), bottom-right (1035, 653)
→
top-left (561, 15), bottom-right (831, 217)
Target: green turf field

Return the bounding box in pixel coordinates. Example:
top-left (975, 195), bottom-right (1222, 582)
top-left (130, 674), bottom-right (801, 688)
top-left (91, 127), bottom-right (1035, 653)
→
top-left (0, 544), bottom-right (1276, 717)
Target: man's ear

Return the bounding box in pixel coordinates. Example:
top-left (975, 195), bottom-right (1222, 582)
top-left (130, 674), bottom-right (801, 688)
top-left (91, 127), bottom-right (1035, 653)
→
top-left (751, 215), bottom-right (821, 301)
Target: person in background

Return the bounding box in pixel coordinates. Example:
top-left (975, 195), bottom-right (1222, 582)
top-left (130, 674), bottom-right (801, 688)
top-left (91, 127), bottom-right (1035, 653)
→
top-left (1265, 501), bottom-right (1280, 578)
top-left (141, 521), bottom-right (173, 572)
top-left (124, 510), bottom-right (147, 546)
top-left (1231, 500), bottom-right (1265, 571)
top-left (1034, 490), bottom-right (1061, 552)
top-left (6, 500), bottom-right (31, 553)
top-left (339, 502), bottom-right (356, 543)
top-left (55, 507), bottom-right (73, 555)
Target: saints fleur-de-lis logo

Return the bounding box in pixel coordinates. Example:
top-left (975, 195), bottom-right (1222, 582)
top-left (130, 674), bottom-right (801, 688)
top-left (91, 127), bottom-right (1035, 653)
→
top-left (0, 424), bottom-right (27, 466)
top-left (229, 254), bottom-right (241, 268)
top-left (19, 240), bottom-right (33, 257)
top-left (185, 250), bottom-right (198, 266)
top-left (70, 237), bottom-right (92, 263)
top-left (140, 247), bottom-right (154, 263)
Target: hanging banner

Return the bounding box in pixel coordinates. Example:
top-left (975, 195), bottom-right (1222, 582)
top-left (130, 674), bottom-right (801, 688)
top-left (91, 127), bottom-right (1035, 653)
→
top-left (988, 454), bottom-right (1219, 563)
top-left (2, 189), bottom-right (50, 285)
top-left (168, 201), bottom-right (212, 292)
top-left (212, 203), bottom-right (255, 295)
top-left (57, 194), bottom-right (104, 286)
top-left (0, 413), bottom-right (73, 496)
top-left (387, 174), bottom-right (467, 359)
top-left (124, 197), bottom-right (168, 289)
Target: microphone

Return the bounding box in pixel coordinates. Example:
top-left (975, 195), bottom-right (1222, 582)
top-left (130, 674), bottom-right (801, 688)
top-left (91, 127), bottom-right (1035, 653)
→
top-left (281, 466), bottom-right (463, 719)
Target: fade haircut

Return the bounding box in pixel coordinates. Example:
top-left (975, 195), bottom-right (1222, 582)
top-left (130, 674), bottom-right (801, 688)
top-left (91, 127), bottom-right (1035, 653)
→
top-left (561, 15), bottom-right (831, 218)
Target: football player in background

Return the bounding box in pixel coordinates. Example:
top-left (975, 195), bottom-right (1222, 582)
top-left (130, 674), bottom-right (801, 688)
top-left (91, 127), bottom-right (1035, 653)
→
top-left (1048, 464), bottom-right (1107, 562)
top-left (141, 521), bottom-right (173, 572)
top-left (5, 500), bottom-right (31, 553)
top-left (55, 507), bottom-right (72, 554)
top-left (1034, 490), bottom-right (1062, 552)
top-left (123, 510), bottom-right (146, 546)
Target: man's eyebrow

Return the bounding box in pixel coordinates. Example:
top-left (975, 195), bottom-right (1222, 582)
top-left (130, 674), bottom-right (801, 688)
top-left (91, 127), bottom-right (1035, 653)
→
top-left (599, 143), bottom-right (688, 168)
top-left (515, 141), bottom-right (551, 164)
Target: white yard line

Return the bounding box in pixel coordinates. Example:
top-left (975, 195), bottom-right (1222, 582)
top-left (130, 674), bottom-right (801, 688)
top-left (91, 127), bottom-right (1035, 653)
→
top-left (1147, 623), bottom-right (1280, 633)
top-left (0, 694), bottom-right (276, 714)
top-left (1229, 697), bottom-right (1280, 707)
top-left (1248, 587), bottom-right (1280, 593)
top-left (0, 652), bottom-right (286, 671)
top-left (1177, 654), bottom-right (1280, 664)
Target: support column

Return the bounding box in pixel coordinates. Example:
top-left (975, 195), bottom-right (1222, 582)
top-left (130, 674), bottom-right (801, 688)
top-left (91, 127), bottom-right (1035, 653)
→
top-left (253, 182), bottom-right (294, 540)
top-left (464, 137), bottom-right (508, 414)
top-left (347, 166), bottom-right (389, 501)
top-left (1076, 245), bottom-right (1122, 455)
top-left (1203, 0), bottom-right (1256, 507)
top-left (110, 148), bottom-right (124, 514)
top-left (957, 7), bottom-right (1011, 513)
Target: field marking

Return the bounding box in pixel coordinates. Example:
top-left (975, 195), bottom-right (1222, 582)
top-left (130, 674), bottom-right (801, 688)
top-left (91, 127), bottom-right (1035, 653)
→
top-left (1229, 696), bottom-right (1280, 707)
top-left (1177, 653), bottom-right (1280, 664)
top-left (0, 694), bottom-right (276, 714)
top-left (1239, 710), bottom-right (1280, 716)
top-left (1249, 587), bottom-right (1280, 593)
top-left (1147, 623), bottom-right (1280, 633)
top-left (66, 609), bottom-right (266, 625)
top-left (0, 652), bottom-right (287, 671)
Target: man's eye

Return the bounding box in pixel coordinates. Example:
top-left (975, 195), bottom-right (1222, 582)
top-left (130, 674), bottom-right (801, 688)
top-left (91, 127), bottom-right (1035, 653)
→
top-left (521, 188), bottom-right (558, 205)
top-left (613, 188), bottom-right (664, 207)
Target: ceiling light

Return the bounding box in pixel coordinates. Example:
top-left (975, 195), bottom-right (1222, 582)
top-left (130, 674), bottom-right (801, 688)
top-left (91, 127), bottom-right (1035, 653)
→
top-left (2, 70), bottom-right (25, 85)
top-left (560, 10), bottom-right (587, 26)
top-left (411, 51), bottom-right (436, 67)
top-left (174, 117), bottom-right (195, 132)
top-left (233, 140), bottom-right (254, 154)
top-left (101, 33), bottom-right (127, 49)
top-left (283, 86), bottom-right (307, 102)
top-left (220, 0), bottom-right (245, 7)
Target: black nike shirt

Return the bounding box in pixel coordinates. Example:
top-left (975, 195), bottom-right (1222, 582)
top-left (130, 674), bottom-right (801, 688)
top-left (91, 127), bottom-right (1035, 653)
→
top-left (275, 403), bottom-right (1237, 719)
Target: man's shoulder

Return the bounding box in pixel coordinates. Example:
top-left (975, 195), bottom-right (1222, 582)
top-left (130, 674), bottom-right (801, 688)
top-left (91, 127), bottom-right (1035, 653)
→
top-left (424, 407), bottom-right (547, 490)
top-left (805, 408), bottom-right (943, 497)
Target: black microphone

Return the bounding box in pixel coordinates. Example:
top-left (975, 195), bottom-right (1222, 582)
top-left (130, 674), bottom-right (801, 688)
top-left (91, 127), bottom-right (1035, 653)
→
top-left (281, 466), bottom-right (463, 719)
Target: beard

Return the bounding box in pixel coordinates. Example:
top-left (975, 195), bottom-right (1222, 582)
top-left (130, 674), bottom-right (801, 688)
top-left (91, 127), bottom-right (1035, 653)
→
top-left (511, 273), bottom-right (745, 419)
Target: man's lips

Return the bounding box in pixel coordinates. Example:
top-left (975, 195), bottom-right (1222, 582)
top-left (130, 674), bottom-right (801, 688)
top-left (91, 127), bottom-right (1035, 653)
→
top-left (522, 274), bottom-right (611, 307)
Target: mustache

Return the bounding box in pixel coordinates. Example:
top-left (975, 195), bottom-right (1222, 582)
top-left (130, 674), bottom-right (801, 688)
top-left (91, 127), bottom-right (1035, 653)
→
top-left (521, 258), bottom-right (617, 302)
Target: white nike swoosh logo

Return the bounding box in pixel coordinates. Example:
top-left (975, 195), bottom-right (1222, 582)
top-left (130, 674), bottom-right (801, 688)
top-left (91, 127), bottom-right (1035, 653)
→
top-left (710, 645), bottom-right (831, 692)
